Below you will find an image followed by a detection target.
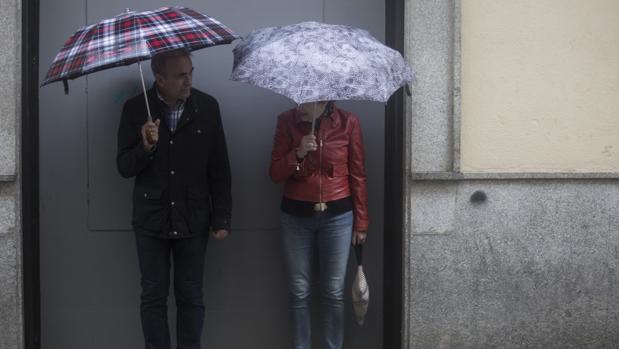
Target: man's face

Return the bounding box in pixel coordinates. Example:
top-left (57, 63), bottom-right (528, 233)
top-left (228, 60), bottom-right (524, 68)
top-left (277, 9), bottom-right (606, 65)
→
top-left (155, 55), bottom-right (194, 103)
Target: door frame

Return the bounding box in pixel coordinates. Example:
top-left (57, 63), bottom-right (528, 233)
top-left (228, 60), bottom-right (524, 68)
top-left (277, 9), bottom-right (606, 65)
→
top-left (22, 0), bottom-right (41, 347)
top-left (21, 0), bottom-right (406, 347)
top-left (384, 0), bottom-right (405, 348)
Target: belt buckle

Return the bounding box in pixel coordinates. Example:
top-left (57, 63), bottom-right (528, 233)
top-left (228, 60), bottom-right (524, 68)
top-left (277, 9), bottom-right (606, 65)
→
top-left (313, 202), bottom-right (328, 212)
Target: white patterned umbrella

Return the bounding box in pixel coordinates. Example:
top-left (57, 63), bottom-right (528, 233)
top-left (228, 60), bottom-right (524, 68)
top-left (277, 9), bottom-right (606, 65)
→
top-left (231, 21), bottom-right (412, 104)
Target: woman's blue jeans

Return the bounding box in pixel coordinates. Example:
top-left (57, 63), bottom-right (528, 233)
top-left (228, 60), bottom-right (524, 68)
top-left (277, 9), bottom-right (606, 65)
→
top-left (280, 210), bottom-right (353, 349)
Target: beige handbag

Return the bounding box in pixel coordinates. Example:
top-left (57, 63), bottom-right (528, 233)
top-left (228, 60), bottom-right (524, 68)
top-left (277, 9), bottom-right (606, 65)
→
top-left (352, 244), bottom-right (369, 326)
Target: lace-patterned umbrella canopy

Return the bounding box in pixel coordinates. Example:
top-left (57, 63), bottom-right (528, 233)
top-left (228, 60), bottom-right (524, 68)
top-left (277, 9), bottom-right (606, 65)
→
top-left (231, 21), bottom-right (412, 104)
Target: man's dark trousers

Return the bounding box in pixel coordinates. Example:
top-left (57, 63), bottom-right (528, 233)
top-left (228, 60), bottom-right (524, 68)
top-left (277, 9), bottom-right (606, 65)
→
top-left (135, 232), bottom-right (209, 349)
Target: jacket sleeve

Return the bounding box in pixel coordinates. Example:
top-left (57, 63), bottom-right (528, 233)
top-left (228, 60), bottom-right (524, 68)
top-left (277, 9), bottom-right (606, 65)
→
top-left (208, 101), bottom-right (232, 232)
top-left (348, 116), bottom-right (370, 232)
top-left (269, 114), bottom-right (304, 183)
top-left (116, 100), bottom-right (154, 178)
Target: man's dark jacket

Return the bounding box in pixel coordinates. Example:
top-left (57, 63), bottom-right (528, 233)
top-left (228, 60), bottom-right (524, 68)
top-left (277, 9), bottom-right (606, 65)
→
top-left (116, 86), bottom-right (231, 238)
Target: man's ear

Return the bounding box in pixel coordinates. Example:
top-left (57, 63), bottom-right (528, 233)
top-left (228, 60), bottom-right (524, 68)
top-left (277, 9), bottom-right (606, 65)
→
top-left (154, 74), bottom-right (164, 87)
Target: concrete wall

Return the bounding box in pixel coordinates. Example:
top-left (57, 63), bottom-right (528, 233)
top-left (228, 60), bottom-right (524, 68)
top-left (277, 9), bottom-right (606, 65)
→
top-left (0, 0), bottom-right (23, 348)
top-left (404, 1), bottom-right (619, 348)
top-left (407, 181), bottom-right (619, 348)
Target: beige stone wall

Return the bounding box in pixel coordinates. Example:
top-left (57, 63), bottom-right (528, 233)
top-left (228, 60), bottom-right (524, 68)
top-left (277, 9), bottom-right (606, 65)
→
top-left (460, 0), bottom-right (619, 172)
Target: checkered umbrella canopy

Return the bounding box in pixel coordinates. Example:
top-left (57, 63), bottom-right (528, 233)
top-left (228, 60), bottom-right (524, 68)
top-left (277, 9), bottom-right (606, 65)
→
top-left (42, 6), bottom-right (239, 87)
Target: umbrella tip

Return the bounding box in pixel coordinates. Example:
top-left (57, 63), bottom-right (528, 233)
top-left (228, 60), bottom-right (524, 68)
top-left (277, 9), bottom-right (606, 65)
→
top-left (125, 8), bottom-right (131, 13)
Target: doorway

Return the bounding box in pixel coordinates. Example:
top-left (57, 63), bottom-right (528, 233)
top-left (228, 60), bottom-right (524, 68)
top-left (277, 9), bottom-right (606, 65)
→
top-left (23, 0), bottom-right (405, 348)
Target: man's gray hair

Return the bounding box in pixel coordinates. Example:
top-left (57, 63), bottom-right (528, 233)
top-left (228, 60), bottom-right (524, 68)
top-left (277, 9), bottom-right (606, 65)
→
top-left (150, 49), bottom-right (192, 76)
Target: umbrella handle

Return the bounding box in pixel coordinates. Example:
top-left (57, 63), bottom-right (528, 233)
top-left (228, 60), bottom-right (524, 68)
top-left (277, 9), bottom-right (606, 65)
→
top-left (308, 102), bottom-right (318, 136)
top-left (138, 61), bottom-right (153, 123)
top-left (310, 115), bottom-right (316, 136)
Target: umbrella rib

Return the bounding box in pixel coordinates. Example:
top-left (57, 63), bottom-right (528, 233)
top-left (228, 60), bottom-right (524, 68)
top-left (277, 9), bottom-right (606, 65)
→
top-left (61, 25), bottom-right (95, 80)
top-left (176, 7), bottom-right (222, 44)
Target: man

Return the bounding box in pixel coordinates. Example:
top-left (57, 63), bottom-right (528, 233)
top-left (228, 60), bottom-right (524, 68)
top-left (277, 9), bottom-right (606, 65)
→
top-left (116, 49), bottom-right (231, 349)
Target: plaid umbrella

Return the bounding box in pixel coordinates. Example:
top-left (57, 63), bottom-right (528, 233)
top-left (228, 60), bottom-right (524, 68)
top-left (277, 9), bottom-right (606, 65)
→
top-left (231, 21), bottom-right (412, 105)
top-left (42, 6), bottom-right (239, 119)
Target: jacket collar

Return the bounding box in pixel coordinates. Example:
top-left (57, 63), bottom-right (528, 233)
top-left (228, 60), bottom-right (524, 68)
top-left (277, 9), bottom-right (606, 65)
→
top-left (155, 88), bottom-right (184, 109)
top-left (146, 84), bottom-right (198, 132)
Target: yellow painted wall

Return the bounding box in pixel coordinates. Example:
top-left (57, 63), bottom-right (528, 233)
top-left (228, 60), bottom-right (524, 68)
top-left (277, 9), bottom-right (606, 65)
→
top-left (460, 0), bottom-right (619, 172)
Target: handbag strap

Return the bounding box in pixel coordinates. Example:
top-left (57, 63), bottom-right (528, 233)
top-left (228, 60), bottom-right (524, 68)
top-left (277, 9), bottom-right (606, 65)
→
top-left (354, 244), bottom-right (363, 266)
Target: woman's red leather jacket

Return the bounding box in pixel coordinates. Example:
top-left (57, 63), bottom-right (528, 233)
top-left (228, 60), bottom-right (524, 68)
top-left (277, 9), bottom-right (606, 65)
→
top-left (269, 105), bottom-right (369, 232)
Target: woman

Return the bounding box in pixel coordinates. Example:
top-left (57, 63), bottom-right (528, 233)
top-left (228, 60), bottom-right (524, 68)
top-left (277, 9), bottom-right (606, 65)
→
top-left (269, 101), bottom-right (369, 349)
